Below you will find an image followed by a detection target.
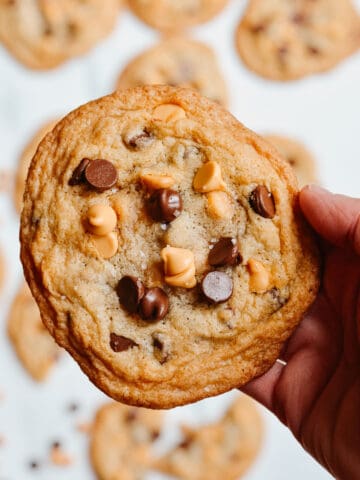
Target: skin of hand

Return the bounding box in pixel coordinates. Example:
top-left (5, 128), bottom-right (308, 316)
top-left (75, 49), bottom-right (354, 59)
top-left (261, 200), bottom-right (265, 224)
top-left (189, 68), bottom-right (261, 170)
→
top-left (242, 185), bottom-right (360, 480)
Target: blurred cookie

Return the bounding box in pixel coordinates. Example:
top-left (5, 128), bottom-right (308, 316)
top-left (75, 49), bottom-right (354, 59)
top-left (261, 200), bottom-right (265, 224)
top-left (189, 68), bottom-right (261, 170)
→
top-left (7, 283), bottom-right (60, 381)
top-left (156, 395), bottom-right (263, 480)
top-left (128, 0), bottom-right (228, 32)
top-left (90, 403), bottom-right (163, 480)
top-left (264, 135), bottom-right (318, 187)
top-left (14, 120), bottom-right (57, 214)
top-left (236, 0), bottom-right (360, 81)
top-left (0, 0), bottom-right (120, 69)
top-left (116, 38), bottom-right (228, 105)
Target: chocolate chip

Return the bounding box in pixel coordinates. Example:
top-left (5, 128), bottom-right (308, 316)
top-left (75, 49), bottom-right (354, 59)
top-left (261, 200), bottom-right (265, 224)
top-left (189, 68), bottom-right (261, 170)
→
top-left (147, 189), bottom-right (183, 223)
top-left (151, 430), bottom-right (160, 441)
top-left (67, 402), bottom-right (79, 413)
top-left (51, 441), bottom-right (61, 449)
top-left (117, 276), bottom-right (145, 313)
top-left (201, 271), bottom-right (233, 304)
top-left (209, 238), bottom-right (242, 267)
top-left (307, 45), bottom-right (320, 55)
top-left (125, 129), bottom-right (154, 149)
top-left (152, 333), bottom-right (170, 364)
top-left (125, 409), bottom-right (137, 423)
top-left (250, 23), bottom-right (266, 34)
top-left (29, 460), bottom-right (40, 470)
top-left (110, 333), bottom-right (138, 352)
top-left (139, 288), bottom-right (169, 322)
top-left (68, 158), bottom-right (91, 186)
top-left (179, 437), bottom-right (193, 449)
top-left (249, 185), bottom-right (276, 219)
top-left (287, 156), bottom-right (297, 166)
top-left (84, 159), bottom-right (117, 191)
top-left (291, 12), bottom-right (307, 24)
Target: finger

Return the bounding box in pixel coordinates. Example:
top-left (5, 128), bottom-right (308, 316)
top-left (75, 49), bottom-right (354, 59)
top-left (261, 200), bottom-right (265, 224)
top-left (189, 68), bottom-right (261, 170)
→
top-left (240, 360), bottom-right (285, 411)
top-left (299, 185), bottom-right (360, 255)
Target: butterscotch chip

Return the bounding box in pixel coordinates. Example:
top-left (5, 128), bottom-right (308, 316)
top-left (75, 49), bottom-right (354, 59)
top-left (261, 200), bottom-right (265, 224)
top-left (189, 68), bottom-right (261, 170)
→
top-left (153, 104), bottom-right (186, 122)
top-left (140, 173), bottom-right (175, 190)
top-left (206, 191), bottom-right (234, 219)
top-left (86, 204), bottom-right (117, 236)
top-left (21, 86), bottom-right (320, 409)
top-left (247, 258), bottom-right (271, 293)
top-left (0, 0), bottom-right (121, 69)
top-left (91, 232), bottom-right (119, 259)
top-left (236, 0), bottom-right (360, 81)
top-left (50, 445), bottom-right (73, 466)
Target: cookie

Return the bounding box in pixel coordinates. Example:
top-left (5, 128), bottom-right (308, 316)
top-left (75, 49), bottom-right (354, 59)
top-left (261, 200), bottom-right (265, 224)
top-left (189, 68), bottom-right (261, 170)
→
top-left (128, 0), bottom-right (228, 32)
top-left (116, 38), bottom-right (228, 106)
top-left (157, 395), bottom-right (263, 480)
top-left (236, 0), bottom-right (360, 81)
top-left (264, 135), bottom-right (318, 188)
top-left (7, 283), bottom-right (60, 381)
top-left (90, 402), bottom-right (163, 480)
top-left (14, 120), bottom-right (57, 213)
top-left (20, 85), bottom-right (320, 409)
top-left (0, 0), bottom-right (120, 70)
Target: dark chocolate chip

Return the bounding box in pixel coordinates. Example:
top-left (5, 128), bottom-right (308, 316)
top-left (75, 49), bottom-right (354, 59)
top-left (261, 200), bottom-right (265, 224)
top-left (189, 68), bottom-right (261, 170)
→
top-left (126, 129), bottom-right (154, 149)
top-left (110, 333), bottom-right (138, 352)
top-left (68, 158), bottom-right (91, 186)
top-left (117, 276), bottom-right (145, 313)
top-left (139, 288), bottom-right (169, 322)
top-left (208, 238), bottom-right (242, 267)
top-left (84, 159), bottom-right (117, 191)
top-left (201, 271), bottom-right (233, 304)
top-left (249, 185), bottom-right (276, 219)
top-left (147, 189), bottom-right (182, 223)
top-left (152, 334), bottom-right (169, 364)
top-left (125, 409), bottom-right (138, 423)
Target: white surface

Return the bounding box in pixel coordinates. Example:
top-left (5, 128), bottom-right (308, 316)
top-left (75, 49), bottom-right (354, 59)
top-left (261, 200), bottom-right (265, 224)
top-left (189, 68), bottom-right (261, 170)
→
top-left (1, 0), bottom-right (359, 478)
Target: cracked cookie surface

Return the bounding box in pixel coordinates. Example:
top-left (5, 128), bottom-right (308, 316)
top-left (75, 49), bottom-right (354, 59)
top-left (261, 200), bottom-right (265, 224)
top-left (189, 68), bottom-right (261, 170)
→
top-left (21, 86), bottom-right (320, 408)
top-left (0, 0), bottom-right (120, 69)
top-left (236, 0), bottom-right (360, 81)
top-left (116, 38), bottom-right (228, 106)
top-left (128, 0), bottom-right (228, 32)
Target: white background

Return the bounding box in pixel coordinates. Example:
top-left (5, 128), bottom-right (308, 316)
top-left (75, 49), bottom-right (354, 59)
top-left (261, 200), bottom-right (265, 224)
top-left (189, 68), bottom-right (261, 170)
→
top-left (1, 0), bottom-right (359, 478)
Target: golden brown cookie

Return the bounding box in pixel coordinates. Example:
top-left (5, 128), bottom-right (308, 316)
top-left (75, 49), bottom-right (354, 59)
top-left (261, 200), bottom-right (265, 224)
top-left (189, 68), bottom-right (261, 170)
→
top-left (90, 402), bottom-right (163, 480)
top-left (0, 0), bottom-right (120, 69)
top-left (236, 0), bottom-right (360, 81)
top-left (264, 135), bottom-right (318, 188)
top-left (116, 38), bottom-right (228, 106)
top-left (156, 395), bottom-right (263, 480)
top-left (20, 86), bottom-right (320, 409)
top-left (14, 120), bottom-right (57, 214)
top-left (7, 283), bottom-right (61, 382)
top-left (128, 0), bottom-right (228, 32)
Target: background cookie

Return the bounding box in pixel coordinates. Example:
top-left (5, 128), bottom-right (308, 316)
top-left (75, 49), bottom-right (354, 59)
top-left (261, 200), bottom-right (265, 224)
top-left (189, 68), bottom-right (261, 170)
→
top-left (14, 120), bottom-right (57, 214)
top-left (20, 86), bottom-right (320, 409)
top-left (116, 38), bottom-right (228, 106)
top-left (0, 0), bottom-right (120, 69)
top-left (128, 0), bottom-right (229, 32)
top-left (236, 0), bottom-right (360, 81)
top-left (90, 402), bottom-right (163, 480)
top-left (157, 395), bottom-right (263, 480)
top-left (264, 135), bottom-right (318, 188)
top-left (7, 283), bottom-right (61, 382)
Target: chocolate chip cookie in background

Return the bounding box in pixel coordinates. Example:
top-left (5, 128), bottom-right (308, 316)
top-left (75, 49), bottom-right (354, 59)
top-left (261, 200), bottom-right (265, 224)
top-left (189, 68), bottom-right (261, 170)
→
top-left (156, 395), bottom-right (263, 480)
top-left (264, 135), bottom-right (318, 188)
top-left (236, 0), bottom-right (360, 81)
top-left (128, 0), bottom-right (229, 32)
top-left (0, 0), bottom-right (120, 69)
top-left (7, 283), bottom-right (61, 382)
top-left (116, 37), bottom-right (228, 106)
top-left (14, 120), bottom-right (58, 213)
top-left (90, 402), bottom-right (163, 480)
top-left (20, 85), bottom-right (320, 409)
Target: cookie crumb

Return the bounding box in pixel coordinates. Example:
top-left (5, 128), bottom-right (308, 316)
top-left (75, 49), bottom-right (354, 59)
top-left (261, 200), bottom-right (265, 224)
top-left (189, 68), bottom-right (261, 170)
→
top-left (50, 444), bottom-right (73, 466)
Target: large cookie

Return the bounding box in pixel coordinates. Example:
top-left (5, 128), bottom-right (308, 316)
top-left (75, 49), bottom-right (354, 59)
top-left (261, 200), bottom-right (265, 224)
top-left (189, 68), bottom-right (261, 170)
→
top-left (7, 283), bottom-right (60, 381)
top-left (264, 135), bottom-right (318, 188)
top-left (0, 0), bottom-right (120, 69)
top-left (14, 120), bottom-right (57, 213)
top-left (21, 86), bottom-right (320, 408)
top-left (90, 402), bottom-right (163, 480)
top-left (157, 395), bottom-right (263, 480)
top-left (116, 38), bottom-right (228, 106)
top-left (236, 0), bottom-right (360, 81)
top-left (128, 0), bottom-right (228, 32)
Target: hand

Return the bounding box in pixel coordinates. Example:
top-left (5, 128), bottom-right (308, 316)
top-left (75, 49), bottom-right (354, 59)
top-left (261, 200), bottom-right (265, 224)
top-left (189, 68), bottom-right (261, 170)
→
top-left (242, 186), bottom-right (360, 480)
